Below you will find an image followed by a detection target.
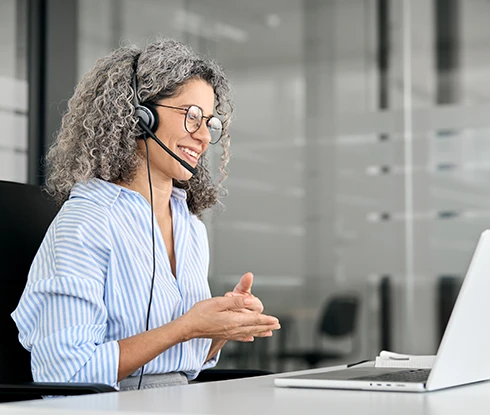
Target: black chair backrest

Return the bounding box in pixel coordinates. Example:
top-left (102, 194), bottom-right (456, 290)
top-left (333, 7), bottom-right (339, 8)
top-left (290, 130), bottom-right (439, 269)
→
top-left (0, 180), bottom-right (59, 383)
top-left (318, 295), bottom-right (359, 337)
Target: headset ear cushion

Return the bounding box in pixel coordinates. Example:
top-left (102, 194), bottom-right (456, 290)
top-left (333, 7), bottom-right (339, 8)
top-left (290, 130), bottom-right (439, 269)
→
top-left (135, 103), bottom-right (160, 133)
top-left (144, 103), bottom-right (159, 133)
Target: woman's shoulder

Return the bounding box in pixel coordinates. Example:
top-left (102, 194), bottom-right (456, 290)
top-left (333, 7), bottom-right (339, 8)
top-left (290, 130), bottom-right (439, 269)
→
top-left (48, 196), bottom-right (113, 255)
top-left (52, 202), bottom-right (109, 243)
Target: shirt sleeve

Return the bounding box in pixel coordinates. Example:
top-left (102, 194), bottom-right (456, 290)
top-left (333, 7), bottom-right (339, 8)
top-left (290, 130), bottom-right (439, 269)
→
top-left (201, 350), bottom-right (220, 371)
top-left (11, 201), bottom-right (120, 388)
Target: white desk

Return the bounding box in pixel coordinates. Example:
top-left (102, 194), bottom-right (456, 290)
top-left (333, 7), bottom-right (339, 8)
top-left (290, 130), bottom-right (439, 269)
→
top-left (3, 365), bottom-right (490, 415)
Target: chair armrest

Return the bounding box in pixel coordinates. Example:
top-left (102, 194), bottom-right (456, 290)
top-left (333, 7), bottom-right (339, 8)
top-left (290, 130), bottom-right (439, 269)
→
top-left (0, 382), bottom-right (115, 402)
top-left (194, 368), bottom-right (273, 383)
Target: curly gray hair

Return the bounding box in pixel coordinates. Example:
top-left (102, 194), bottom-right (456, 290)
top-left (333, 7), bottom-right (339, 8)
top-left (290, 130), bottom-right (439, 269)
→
top-left (44, 38), bottom-right (233, 217)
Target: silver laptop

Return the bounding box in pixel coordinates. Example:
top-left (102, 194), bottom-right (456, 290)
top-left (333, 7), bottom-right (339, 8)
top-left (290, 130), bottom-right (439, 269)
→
top-left (275, 229), bottom-right (490, 392)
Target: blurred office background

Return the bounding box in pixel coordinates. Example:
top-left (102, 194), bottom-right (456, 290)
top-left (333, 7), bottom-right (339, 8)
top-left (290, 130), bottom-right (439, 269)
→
top-left (2, 0), bottom-right (489, 371)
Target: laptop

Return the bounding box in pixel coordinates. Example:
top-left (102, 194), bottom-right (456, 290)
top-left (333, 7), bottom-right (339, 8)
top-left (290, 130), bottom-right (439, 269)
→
top-left (275, 229), bottom-right (490, 392)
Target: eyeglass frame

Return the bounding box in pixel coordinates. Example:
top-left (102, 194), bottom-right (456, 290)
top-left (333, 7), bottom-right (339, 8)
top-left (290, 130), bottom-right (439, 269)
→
top-left (152, 103), bottom-right (223, 144)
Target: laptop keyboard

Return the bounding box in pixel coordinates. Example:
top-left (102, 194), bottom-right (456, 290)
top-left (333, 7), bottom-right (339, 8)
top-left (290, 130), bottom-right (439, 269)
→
top-left (353, 369), bottom-right (431, 383)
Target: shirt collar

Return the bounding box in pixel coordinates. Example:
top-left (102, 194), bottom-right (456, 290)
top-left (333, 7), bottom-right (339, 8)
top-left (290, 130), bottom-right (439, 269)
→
top-left (69, 179), bottom-right (123, 208)
top-left (171, 186), bottom-right (187, 201)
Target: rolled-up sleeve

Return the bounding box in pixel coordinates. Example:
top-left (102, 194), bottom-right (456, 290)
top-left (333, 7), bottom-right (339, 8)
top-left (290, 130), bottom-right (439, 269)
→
top-left (201, 350), bottom-right (220, 371)
top-left (11, 201), bottom-right (119, 388)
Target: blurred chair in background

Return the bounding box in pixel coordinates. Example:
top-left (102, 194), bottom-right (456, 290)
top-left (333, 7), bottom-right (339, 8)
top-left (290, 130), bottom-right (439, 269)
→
top-left (379, 275), bottom-right (392, 351)
top-left (220, 335), bottom-right (273, 371)
top-left (276, 294), bottom-right (361, 371)
top-left (437, 274), bottom-right (463, 343)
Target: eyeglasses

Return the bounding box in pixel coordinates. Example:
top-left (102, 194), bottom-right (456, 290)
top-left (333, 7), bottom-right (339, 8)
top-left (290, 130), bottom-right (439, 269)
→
top-left (153, 103), bottom-right (223, 144)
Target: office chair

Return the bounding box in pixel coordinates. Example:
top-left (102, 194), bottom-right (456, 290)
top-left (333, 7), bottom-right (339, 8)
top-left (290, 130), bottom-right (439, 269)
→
top-left (0, 180), bottom-right (269, 400)
top-left (276, 294), bottom-right (360, 371)
top-left (0, 180), bottom-right (116, 402)
top-left (437, 274), bottom-right (462, 343)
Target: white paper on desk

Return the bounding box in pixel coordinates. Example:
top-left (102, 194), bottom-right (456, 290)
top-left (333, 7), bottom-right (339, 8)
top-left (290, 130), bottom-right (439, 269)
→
top-left (374, 350), bottom-right (436, 369)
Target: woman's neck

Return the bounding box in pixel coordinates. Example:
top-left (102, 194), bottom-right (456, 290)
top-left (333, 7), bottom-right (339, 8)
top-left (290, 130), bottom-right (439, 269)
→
top-left (120, 169), bottom-right (173, 219)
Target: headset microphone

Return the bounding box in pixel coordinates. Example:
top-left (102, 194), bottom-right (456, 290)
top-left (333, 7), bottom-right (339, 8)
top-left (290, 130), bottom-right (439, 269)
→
top-left (136, 118), bottom-right (197, 175)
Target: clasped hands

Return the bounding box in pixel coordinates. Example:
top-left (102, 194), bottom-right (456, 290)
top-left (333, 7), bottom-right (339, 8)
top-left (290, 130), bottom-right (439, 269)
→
top-left (182, 272), bottom-right (280, 342)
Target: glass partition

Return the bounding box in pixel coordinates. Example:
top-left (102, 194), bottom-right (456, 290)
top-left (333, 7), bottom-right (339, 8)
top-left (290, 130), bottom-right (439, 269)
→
top-left (75, 0), bottom-right (490, 371)
top-left (0, 0), bottom-right (28, 182)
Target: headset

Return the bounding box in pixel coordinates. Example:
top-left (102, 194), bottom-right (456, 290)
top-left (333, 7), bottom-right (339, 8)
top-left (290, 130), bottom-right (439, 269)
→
top-left (131, 54), bottom-right (195, 390)
top-left (131, 53), bottom-right (208, 389)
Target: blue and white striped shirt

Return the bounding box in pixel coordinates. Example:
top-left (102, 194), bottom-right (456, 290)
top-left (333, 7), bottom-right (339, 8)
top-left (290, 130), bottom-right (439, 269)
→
top-left (11, 178), bottom-right (218, 389)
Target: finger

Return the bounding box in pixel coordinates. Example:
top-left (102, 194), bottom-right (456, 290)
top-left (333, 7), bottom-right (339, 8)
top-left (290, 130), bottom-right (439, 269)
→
top-left (251, 323), bottom-right (281, 333)
top-left (240, 313), bottom-right (280, 327)
top-left (255, 330), bottom-right (273, 338)
top-left (236, 296), bottom-right (263, 313)
top-left (224, 292), bottom-right (263, 314)
top-left (217, 295), bottom-right (254, 311)
top-left (224, 291), bottom-right (240, 297)
top-left (233, 272), bottom-right (254, 295)
top-left (244, 296), bottom-right (263, 313)
top-left (231, 324), bottom-right (278, 340)
top-left (236, 336), bottom-right (254, 342)
top-left (220, 295), bottom-right (263, 313)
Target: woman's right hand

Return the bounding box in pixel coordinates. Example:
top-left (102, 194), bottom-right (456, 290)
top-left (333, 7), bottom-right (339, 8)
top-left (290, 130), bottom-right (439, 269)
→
top-left (178, 296), bottom-right (280, 342)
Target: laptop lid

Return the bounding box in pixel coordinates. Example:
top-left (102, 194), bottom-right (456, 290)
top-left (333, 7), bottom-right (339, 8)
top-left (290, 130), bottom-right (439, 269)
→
top-left (426, 229), bottom-right (490, 390)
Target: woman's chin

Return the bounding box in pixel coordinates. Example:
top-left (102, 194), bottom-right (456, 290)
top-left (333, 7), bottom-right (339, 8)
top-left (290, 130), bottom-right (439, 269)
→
top-left (175, 168), bottom-right (194, 181)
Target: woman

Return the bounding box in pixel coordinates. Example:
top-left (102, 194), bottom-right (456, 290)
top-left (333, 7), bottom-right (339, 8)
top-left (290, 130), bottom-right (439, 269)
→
top-left (12, 38), bottom-right (280, 391)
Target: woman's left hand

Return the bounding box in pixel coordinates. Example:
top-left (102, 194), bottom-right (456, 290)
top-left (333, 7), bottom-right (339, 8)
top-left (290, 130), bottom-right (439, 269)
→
top-left (224, 272), bottom-right (263, 313)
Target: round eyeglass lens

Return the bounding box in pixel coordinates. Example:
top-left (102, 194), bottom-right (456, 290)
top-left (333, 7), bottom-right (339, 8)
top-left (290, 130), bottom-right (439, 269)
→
top-left (185, 105), bottom-right (203, 133)
top-left (207, 117), bottom-right (223, 144)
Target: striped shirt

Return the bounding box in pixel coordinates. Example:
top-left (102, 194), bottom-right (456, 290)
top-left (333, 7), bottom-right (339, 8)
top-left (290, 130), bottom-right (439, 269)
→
top-left (11, 178), bottom-right (218, 389)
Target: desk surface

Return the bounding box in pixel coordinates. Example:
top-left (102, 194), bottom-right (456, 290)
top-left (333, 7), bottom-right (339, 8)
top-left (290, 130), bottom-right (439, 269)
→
top-left (3, 365), bottom-right (490, 415)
